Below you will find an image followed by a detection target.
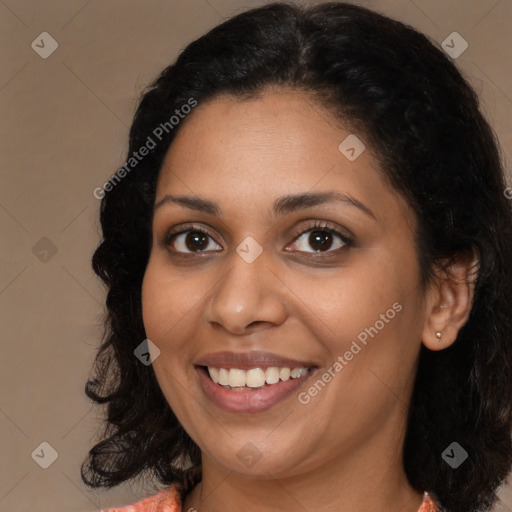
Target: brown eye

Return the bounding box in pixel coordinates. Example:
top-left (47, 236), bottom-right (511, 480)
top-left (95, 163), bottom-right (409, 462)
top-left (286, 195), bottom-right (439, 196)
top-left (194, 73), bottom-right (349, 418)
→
top-left (164, 227), bottom-right (222, 253)
top-left (308, 229), bottom-right (336, 251)
top-left (289, 224), bottom-right (352, 254)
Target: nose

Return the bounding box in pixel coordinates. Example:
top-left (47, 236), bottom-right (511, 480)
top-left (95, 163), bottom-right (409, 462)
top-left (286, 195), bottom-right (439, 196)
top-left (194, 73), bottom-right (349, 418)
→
top-left (204, 246), bottom-right (288, 336)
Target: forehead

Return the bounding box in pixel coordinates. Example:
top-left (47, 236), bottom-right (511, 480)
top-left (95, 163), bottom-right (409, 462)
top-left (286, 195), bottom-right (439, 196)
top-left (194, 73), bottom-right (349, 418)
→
top-left (156, 88), bottom-right (413, 229)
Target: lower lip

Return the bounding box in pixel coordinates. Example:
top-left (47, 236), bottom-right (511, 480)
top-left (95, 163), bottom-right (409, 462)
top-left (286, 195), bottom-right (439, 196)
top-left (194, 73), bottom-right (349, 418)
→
top-left (196, 366), bottom-right (315, 413)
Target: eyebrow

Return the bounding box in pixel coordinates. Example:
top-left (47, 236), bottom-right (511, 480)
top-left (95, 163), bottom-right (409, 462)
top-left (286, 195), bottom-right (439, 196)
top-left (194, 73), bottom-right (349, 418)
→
top-left (153, 191), bottom-right (377, 220)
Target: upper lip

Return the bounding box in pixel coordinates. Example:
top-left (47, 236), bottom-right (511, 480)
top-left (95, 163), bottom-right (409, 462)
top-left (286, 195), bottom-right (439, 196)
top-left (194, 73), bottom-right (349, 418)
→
top-left (194, 351), bottom-right (318, 370)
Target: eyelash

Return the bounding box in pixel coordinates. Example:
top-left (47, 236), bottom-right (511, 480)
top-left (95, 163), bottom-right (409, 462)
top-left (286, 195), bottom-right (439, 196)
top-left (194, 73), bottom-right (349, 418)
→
top-left (162, 220), bottom-right (353, 258)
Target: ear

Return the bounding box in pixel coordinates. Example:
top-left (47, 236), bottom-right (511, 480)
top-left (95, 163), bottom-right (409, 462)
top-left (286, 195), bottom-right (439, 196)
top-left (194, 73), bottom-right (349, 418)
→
top-left (421, 248), bottom-right (479, 351)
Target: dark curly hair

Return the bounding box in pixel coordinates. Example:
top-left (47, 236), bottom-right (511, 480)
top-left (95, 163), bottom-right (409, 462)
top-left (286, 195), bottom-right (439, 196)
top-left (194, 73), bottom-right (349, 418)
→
top-left (82, 2), bottom-right (512, 511)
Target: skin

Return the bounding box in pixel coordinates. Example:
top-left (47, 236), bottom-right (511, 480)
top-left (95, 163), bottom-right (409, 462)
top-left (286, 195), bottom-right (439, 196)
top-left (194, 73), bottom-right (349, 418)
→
top-left (141, 86), bottom-right (476, 512)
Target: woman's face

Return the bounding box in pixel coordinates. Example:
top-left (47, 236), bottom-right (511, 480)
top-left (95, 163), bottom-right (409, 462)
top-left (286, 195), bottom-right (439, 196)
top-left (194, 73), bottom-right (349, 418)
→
top-left (142, 87), bottom-right (430, 478)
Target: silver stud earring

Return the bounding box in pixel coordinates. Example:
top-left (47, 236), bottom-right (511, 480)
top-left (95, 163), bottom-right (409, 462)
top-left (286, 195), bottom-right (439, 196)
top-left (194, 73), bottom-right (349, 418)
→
top-left (435, 331), bottom-right (442, 341)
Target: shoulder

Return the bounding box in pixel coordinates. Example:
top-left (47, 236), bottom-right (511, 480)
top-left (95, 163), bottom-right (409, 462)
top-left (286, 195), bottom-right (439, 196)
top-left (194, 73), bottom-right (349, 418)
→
top-left (101, 483), bottom-right (181, 512)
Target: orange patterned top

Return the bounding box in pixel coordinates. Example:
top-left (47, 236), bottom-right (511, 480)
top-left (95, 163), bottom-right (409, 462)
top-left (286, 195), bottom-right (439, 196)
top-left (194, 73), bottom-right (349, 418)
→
top-left (101, 484), bottom-right (438, 511)
top-left (101, 485), bottom-right (181, 512)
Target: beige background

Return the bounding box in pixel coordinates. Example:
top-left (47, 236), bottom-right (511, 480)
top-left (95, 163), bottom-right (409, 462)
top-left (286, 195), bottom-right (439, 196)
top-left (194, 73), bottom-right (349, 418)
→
top-left (1, 0), bottom-right (511, 510)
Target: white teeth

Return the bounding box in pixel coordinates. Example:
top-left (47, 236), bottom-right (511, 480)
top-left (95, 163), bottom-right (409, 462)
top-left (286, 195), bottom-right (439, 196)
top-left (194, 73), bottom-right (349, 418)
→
top-left (246, 368), bottom-right (266, 388)
top-left (218, 368), bottom-right (229, 386)
top-left (208, 367), bottom-right (219, 384)
top-left (228, 368), bottom-right (246, 387)
top-left (205, 365), bottom-right (311, 388)
top-left (265, 367), bottom-right (280, 384)
top-left (279, 367), bottom-right (291, 381)
top-left (290, 367), bottom-right (308, 378)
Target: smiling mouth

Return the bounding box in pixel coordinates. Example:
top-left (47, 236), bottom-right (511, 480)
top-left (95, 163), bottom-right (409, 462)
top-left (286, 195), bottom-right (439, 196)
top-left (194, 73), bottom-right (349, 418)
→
top-left (195, 363), bottom-right (318, 413)
top-left (199, 365), bottom-right (316, 391)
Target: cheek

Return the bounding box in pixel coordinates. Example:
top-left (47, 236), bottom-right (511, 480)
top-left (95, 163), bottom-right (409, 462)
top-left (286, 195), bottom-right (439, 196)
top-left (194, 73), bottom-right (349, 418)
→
top-left (140, 258), bottom-right (211, 407)
top-left (141, 267), bottom-right (167, 341)
top-left (141, 262), bottom-right (198, 414)
top-left (299, 252), bottom-right (420, 382)
top-left (141, 259), bottom-right (195, 342)
top-left (301, 264), bottom-right (399, 335)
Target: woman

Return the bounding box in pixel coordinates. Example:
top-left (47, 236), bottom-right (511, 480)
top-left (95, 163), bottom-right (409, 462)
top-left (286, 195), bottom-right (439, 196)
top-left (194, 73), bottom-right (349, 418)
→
top-left (82, 2), bottom-right (512, 512)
